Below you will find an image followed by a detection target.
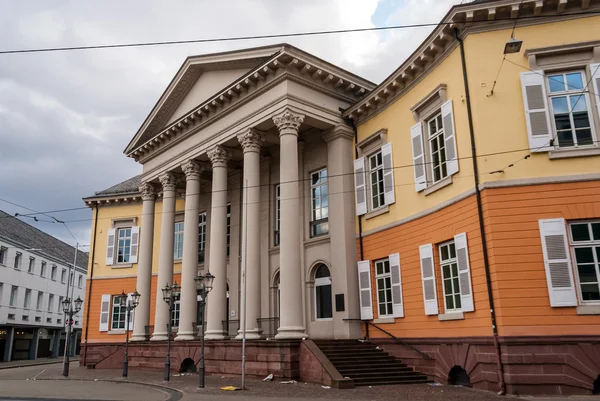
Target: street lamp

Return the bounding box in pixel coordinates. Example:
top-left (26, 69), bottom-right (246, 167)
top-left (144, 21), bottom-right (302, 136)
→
top-left (61, 296), bottom-right (83, 377)
top-left (161, 282), bottom-right (180, 381)
top-left (120, 289), bottom-right (140, 377)
top-left (194, 272), bottom-right (215, 388)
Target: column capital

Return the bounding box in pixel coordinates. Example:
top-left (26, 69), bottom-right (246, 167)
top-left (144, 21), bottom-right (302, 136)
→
top-left (181, 160), bottom-right (204, 180)
top-left (207, 145), bottom-right (230, 168)
top-left (323, 124), bottom-right (354, 143)
top-left (159, 172), bottom-right (177, 192)
top-left (139, 182), bottom-right (157, 201)
top-left (273, 109), bottom-right (304, 136)
top-left (237, 129), bottom-right (263, 154)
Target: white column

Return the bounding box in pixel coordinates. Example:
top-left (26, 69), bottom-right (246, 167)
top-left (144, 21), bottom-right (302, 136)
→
top-left (273, 109), bottom-right (308, 339)
top-left (131, 182), bottom-right (156, 342)
top-left (204, 145), bottom-right (230, 340)
top-left (151, 172), bottom-right (177, 341)
top-left (175, 161), bottom-right (203, 341)
top-left (236, 129), bottom-right (262, 340)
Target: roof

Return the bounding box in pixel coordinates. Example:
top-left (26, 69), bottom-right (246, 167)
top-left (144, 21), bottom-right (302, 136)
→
top-left (0, 210), bottom-right (89, 270)
top-left (94, 175), bottom-right (142, 196)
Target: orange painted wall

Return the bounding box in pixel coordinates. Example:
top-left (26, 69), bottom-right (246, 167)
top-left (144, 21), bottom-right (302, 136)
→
top-left (483, 181), bottom-right (600, 337)
top-left (360, 195), bottom-right (493, 338)
top-left (83, 273), bottom-right (181, 343)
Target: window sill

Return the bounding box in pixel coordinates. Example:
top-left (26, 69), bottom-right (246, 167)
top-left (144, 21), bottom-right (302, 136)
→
top-left (304, 235), bottom-right (330, 247)
top-left (111, 264), bottom-right (133, 269)
top-left (315, 318), bottom-right (333, 322)
top-left (576, 305), bottom-right (600, 315)
top-left (365, 205), bottom-right (389, 220)
top-left (424, 175), bottom-right (453, 196)
top-left (548, 146), bottom-right (600, 159)
top-left (373, 317), bottom-right (395, 324)
top-left (438, 312), bottom-right (464, 321)
top-left (27, 271), bottom-right (34, 275)
top-left (107, 330), bottom-right (130, 335)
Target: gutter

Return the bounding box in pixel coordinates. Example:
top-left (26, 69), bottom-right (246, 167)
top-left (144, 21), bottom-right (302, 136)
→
top-left (82, 203), bottom-right (99, 367)
top-left (454, 28), bottom-right (506, 395)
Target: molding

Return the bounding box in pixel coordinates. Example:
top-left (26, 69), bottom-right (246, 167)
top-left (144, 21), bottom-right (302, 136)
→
top-left (410, 83), bottom-right (447, 117)
top-left (372, 318), bottom-right (394, 324)
top-left (525, 39), bottom-right (600, 57)
top-left (424, 175), bottom-right (453, 196)
top-left (365, 205), bottom-right (390, 221)
top-left (159, 172), bottom-right (177, 191)
top-left (479, 172), bottom-right (600, 190)
top-left (139, 182), bottom-right (157, 201)
top-left (576, 305), bottom-right (600, 315)
top-left (356, 128), bottom-right (388, 157)
top-left (237, 129), bottom-right (263, 153)
top-left (303, 235), bottom-right (330, 248)
top-left (548, 147), bottom-right (600, 159)
top-left (438, 312), bottom-right (464, 321)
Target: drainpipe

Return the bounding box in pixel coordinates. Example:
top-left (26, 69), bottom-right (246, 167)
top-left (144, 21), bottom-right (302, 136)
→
top-left (82, 203), bottom-right (99, 367)
top-left (454, 28), bottom-right (506, 395)
top-left (344, 116), bottom-right (364, 261)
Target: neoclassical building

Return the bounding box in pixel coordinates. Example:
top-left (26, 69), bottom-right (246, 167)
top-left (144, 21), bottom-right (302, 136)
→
top-left (82, 44), bottom-right (375, 349)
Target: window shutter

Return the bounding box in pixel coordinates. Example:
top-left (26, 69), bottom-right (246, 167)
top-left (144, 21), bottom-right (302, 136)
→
top-left (357, 260), bottom-right (373, 320)
top-left (419, 244), bottom-right (438, 315)
top-left (538, 218), bottom-right (578, 307)
top-left (520, 71), bottom-right (553, 152)
top-left (129, 226), bottom-right (140, 264)
top-left (126, 293), bottom-right (135, 331)
top-left (441, 100), bottom-right (459, 176)
top-left (353, 158), bottom-right (367, 216)
top-left (454, 232), bottom-right (474, 312)
top-left (590, 64), bottom-right (600, 123)
top-left (410, 123), bottom-right (427, 192)
top-left (389, 253), bottom-right (404, 318)
top-left (105, 228), bottom-right (116, 266)
top-left (381, 143), bottom-right (395, 206)
top-left (99, 294), bottom-right (110, 332)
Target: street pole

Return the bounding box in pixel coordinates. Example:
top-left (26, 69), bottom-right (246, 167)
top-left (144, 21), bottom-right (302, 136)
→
top-left (164, 297), bottom-right (172, 382)
top-left (62, 308), bottom-right (72, 377)
top-left (123, 301), bottom-right (130, 377)
top-left (199, 286), bottom-right (206, 388)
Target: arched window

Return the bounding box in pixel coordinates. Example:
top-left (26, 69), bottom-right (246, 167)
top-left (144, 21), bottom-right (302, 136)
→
top-left (314, 264), bottom-right (332, 320)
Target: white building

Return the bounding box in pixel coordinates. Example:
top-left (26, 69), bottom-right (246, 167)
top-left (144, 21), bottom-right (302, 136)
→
top-left (0, 210), bottom-right (88, 362)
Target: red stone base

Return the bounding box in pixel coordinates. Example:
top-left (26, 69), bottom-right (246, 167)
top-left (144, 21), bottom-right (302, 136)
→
top-left (371, 335), bottom-right (600, 396)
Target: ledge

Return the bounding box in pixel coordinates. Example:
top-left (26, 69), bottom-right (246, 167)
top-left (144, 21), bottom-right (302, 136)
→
top-left (373, 318), bottom-right (394, 324)
top-left (365, 205), bottom-right (389, 220)
top-left (424, 175), bottom-right (453, 196)
top-left (576, 305), bottom-right (600, 315)
top-left (438, 312), bottom-right (464, 321)
top-left (548, 147), bottom-right (600, 159)
top-left (304, 235), bottom-right (330, 248)
top-left (111, 263), bottom-right (133, 269)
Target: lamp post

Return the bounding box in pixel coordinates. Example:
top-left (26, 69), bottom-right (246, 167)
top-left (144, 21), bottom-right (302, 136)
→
top-left (194, 272), bottom-right (215, 389)
top-left (61, 296), bottom-right (83, 377)
top-left (161, 282), bottom-right (180, 382)
top-left (120, 290), bottom-right (140, 378)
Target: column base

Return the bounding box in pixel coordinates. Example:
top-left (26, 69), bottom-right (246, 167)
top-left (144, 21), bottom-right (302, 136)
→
top-left (174, 332), bottom-right (196, 341)
top-left (275, 326), bottom-right (308, 340)
top-left (235, 329), bottom-right (262, 340)
top-left (204, 330), bottom-right (226, 340)
top-left (150, 333), bottom-right (169, 341)
top-left (130, 334), bottom-right (148, 342)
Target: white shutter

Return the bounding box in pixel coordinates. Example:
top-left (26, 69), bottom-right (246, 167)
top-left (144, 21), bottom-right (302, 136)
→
top-left (129, 226), bottom-right (140, 264)
top-left (441, 100), bottom-right (459, 176)
top-left (591, 64), bottom-right (600, 124)
top-left (454, 232), bottom-right (474, 312)
top-left (419, 244), bottom-right (438, 315)
top-left (126, 293), bottom-right (135, 331)
top-left (357, 260), bottom-right (373, 320)
top-left (410, 123), bottom-right (427, 192)
top-left (520, 71), bottom-right (553, 152)
top-left (99, 294), bottom-right (110, 332)
top-left (389, 253), bottom-right (404, 318)
top-left (381, 143), bottom-right (395, 205)
top-left (354, 158), bottom-right (367, 216)
top-left (105, 228), bottom-right (116, 266)
top-left (538, 218), bottom-right (578, 307)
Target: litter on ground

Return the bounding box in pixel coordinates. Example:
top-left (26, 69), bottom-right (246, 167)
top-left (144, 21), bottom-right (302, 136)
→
top-left (280, 380), bottom-right (297, 384)
top-left (263, 373), bottom-right (273, 381)
top-left (220, 386), bottom-right (241, 391)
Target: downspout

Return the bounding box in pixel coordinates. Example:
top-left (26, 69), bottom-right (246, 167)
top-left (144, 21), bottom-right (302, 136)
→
top-left (82, 203), bottom-right (99, 367)
top-left (344, 116), bottom-right (364, 261)
top-left (455, 28), bottom-right (506, 395)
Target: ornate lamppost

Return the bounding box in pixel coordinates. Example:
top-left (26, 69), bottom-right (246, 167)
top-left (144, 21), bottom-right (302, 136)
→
top-left (161, 282), bottom-right (181, 382)
top-left (194, 272), bottom-right (215, 388)
top-left (61, 296), bottom-right (83, 377)
top-left (120, 289), bottom-right (140, 377)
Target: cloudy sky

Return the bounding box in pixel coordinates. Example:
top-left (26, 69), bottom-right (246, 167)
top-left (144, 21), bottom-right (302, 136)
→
top-left (0, 0), bottom-right (459, 248)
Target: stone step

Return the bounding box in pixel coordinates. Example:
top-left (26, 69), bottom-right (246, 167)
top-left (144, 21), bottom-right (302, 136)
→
top-left (320, 349), bottom-right (383, 356)
top-left (341, 370), bottom-right (424, 379)
top-left (354, 377), bottom-right (431, 387)
top-left (337, 365), bottom-right (414, 375)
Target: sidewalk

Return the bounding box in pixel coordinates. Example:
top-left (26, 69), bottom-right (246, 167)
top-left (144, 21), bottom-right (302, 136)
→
top-left (0, 356), bottom-right (78, 370)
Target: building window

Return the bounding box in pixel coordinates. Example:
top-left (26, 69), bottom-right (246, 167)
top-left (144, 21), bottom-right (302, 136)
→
top-left (274, 185), bottom-right (280, 246)
top-left (117, 227), bottom-right (132, 263)
top-left (0, 246), bottom-right (7, 265)
top-left (173, 222), bottom-right (184, 260)
top-left (28, 257), bottom-right (35, 273)
top-left (9, 286), bottom-right (18, 307)
top-left (14, 252), bottom-right (22, 269)
top-left (226, 203), bottom-right (231, 256)
top-left (0, 283), bottom-right (3, 305)
top-left (78, 275), bottom-right (83, 288)
top-left (24, 289), bottom-right (31, 309)
top-left (375, 259), bottom-right (393, 317)
top-left (111, 295), bottom-right (126, 330)
top-left (198, 212), bottom-right (207, 264)
top-left (36, 292), bottom-right (43, 310)
top-left (310, 169), bottom-right (329, 237)
top-left (58, 296), bottom-right (64, 313)
top-left (368, 151), bottom-right (385, 210)
top-left (51, 265), bottom-right (57, 280)
top-left (427, 113), bottom-right (447, 183)
top-left (61, 268), bottom-right (66, 283)
top-left (314, 265), bottom-right (332, 320)
top-left (547, 71), bottom-right (595, 148)
top-left (569, 221), bottom-right (600, 302)
top-left (40, 261), bottom-right (46, 277)
top-left (440, 241), bottom-right (461, 312)
top-left (171, 301), bottom-right (181, 328)
top-left (48, 294), bottom-right (54, 312)
top-left (69, 272), bottom-right (73, 285)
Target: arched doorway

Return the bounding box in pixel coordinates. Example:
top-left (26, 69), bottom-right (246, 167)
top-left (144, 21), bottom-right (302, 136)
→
top-left (314, 264), bottom-right (332, 320)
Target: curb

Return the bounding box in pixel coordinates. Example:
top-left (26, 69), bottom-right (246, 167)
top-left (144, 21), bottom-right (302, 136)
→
top-left (0, 358), bottom-right (79, 371)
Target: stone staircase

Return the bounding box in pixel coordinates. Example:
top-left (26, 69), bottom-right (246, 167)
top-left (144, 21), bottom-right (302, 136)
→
top-left (314, 340), bottom-right (430, 386)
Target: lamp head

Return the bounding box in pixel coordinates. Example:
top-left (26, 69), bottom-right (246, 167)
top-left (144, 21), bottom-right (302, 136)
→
top-left (504, 37), bottom-right (523, 54)
top-left (62, 297), bottom-right (71, 313)
top-left (74, 296), bottom-right (83, 312)
top-left (161, 283), bottom-right (172, 303)
top-left (194, 275), bottom-right (204, 292)
top-left (119, 291), bottom-right (127, 308)
top-left (171, 282), bottom-right (181, 298)
top-left (131, 290), bottom-right (140, 308)
top-left (204, 272), bottom-right (215, 293)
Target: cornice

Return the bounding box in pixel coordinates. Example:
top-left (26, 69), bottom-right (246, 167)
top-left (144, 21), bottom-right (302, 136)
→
top-left (83, 192), bottom-right (142, 207)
